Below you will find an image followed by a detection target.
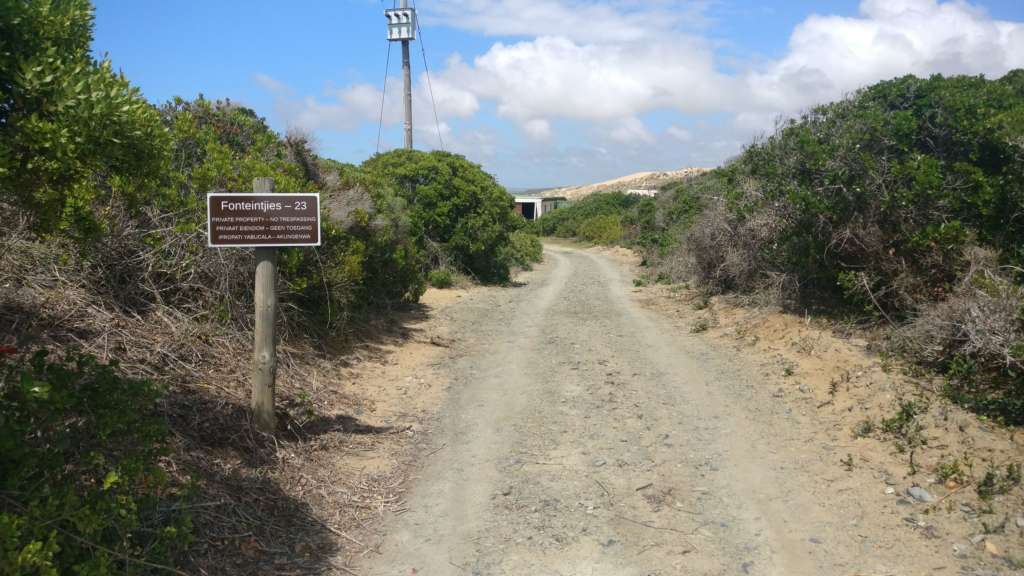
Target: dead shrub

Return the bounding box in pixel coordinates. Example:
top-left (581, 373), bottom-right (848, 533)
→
top-left (678, 180), bottom-right (790, 299)
top-left (285, 129), bottom-right (322, 185)
top-left (0, 201), bottom-right (328, 379)
top-left (324, 186), bottom-right (375, 227)
top-left (898, 248), bottom-right (1024, 372)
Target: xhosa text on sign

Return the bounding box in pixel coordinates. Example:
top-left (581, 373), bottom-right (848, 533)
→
top-left (207, 193), bottom-right (321, 247)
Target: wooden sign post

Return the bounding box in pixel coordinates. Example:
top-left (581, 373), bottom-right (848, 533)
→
top-left (206, 178), bottom-right (322, 434)
top-left (251, 177), bottom-right (278, 433)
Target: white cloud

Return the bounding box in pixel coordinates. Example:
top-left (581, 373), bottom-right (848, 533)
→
top-left (256, 73), bottom-right (372, 131)
top-left (439, 35), bottom-right (735, 126)
top-left (608, 117), bottom-right (654, 145)
top-left (522, 118), bottom-right (552, 141)
top-left (428, 0), bottom-right (1024, 134)
top-left (449, 127), bottom-right (500, 160)
top-left (257, 0), bottom-right (1024, 185)
top-left (414, 120), bottom-right (452, 150)
top-left (666, 125), bottom-right (692, 142)
top-left (745, 0), bottom-right (1024, 112)
top-left (255, 71), bottom-right (477, 134)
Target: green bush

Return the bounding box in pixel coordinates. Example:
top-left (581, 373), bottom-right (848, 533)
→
top-left (0, 351), bottom-right (191, 575)
top-left (710, 72), bottom-right (1023, 311)
top-left (506, 230), bottom-right (543, 269)
top-left (536, 192), bottom-right (636, 238)
top-left (534, 190), bottom-right (688, 250)
top-left (361, 150), bottom-right (521, 283)
top-left (0, 0), bottom-right (170, 239)
top-left (427, 269), bottom-right (454, 289)
top-left (577, 214), bottom-right (623, 244)
top-left (158, 97), bottom-right (426, 333)
top-left (643, 71), bottom-right (1024, 423)
top-left (160, 97), bottom-right (311, 206)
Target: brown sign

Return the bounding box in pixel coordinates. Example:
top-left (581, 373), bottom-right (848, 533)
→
top-left (207, 193), bottom-right (321, 248)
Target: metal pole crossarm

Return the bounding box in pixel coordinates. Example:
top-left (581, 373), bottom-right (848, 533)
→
top-left (385, 6), bottom-right (417, 41)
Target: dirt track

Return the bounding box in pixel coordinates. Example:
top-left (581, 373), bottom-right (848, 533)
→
top-left (357, 243), bottom-right (1015, 576)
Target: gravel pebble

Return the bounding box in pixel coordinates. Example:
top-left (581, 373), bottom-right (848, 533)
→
top-left (906, 486), bottom-right (934, 503)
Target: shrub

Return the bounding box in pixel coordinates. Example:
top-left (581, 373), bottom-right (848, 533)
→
top-left (0, 351), bottom-right (191, 574)
top-left (934, 455), bottom-right (970, 485)
top-left (678, 197), bottom-right (791, 296)
top-left (638, 71), bottom-right (1024, 422)
top-left (897, 248), bottom-right (1024, 423)
top-left (0, 0), bottom-right (169, 239)
top-left (977, 463), bottom-right (1022, 500)
top-left (577, 214), bottom-right (623, 244)
top-left (881, 398), bottom-right (927, 451)
top-left (648, 72), bottom-right (1024, 308)
top-left (854, 418), bottom-right (876, 438)
top-left (428, 269), bottom-right (455, 289)
top-left (160, 97), bottom-right (311, 204)
top-left (361, 150), bottom-right (520, 283)
top-left (157, 98), bottom-right (426, 333)
top-left (536, 192), bottom-right (636, 239)
top-left (535, 185), bottom-right (704, 250)
top-left (506, 230), bottom-right (543, 269)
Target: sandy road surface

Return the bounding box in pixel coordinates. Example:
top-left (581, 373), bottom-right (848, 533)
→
top-left (359, 244), bottom-right (977, 576)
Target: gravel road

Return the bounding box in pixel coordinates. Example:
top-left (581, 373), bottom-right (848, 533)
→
top-left (360, 243), bottom-right (965, 576)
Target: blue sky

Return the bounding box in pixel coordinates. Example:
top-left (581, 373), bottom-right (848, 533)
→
top-left (92, 0), bottom-right (1024, 189)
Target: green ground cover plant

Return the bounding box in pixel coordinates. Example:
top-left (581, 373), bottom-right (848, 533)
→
top-left (0, 351), bottom-right (191, 575)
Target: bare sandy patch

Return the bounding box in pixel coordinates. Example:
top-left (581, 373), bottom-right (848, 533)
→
top-left (634, 281), bottom-right (1024, 568)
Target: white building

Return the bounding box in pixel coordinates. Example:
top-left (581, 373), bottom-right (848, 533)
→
top-left (513, 196), bottom-right (569, 221)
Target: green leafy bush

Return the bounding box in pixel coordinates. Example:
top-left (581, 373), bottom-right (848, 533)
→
top-left (645, 71), bottom-right (1024, 423)
top-left (506, 229), bottom-right (543, 269)
top-left (361, 150), bottom-right (521, 283)
top-left (157, 97), bottom-right (426, 333)
top-left (977, 463), bottom-right (1022, 500)
top-left (0, 0), bottom-right (169, 239)
top-left (0, 351), bottom-right (191, 575)
top-left (534, 190), bottom-right (691, 250)
top-left (160, 97), bottom-right (311, 206)
top-left (536, 192), bottom-right (637, 239)
top-left (577, 214), bottom-right (624, 244)
top-left (427, 269), bottom-right (454, 289)
top-left (688, 72), bottom-right (1023, 312)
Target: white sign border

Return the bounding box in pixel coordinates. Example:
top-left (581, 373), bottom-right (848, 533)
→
top-left (206, 192), bottom-right (322, 249)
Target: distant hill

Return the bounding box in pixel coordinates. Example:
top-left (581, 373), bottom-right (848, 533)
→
top-left (539, 168), bottom-right (710, 200)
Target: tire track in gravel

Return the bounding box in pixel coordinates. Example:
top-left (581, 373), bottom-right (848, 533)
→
top-left (360, 243), bottom-right (955, 576)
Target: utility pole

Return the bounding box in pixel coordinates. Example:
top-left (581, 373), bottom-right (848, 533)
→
top-left (386, 2), bottom-right (417, 149)
top-left (401, 0), bottom-right (413, 149)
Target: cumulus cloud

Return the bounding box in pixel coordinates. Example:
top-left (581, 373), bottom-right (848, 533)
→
top-left (522, 118), bottom-right (552, 141)
top-left (608, 117), bottom-right (655, 145)
top-left (428, 0), bottom-right (1024, 135)
top-left (257, 0), bottom-right (1024, 183)
top-left (666, 125), bottom-right (692, 142)
top-left (255, 73), bottom-right (374, 131)
top-left (746, 0), bottom-right (1024, 113)
top-left (255, 71), bottom-right (477, 134)
top-left (439, 35), bottom-right (734, 126)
